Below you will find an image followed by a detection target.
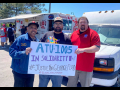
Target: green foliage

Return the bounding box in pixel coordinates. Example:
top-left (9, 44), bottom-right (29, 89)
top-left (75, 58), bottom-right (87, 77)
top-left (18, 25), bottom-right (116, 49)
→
top-left (0, 3), bottom-right (47, 19)
top-left (1, 22), bottom-right (15, 28)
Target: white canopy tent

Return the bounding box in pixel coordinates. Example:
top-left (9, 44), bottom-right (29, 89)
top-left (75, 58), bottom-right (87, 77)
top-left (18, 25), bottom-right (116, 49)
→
top-left (0, 13), bottom-right (62, 23)
top-left (0, 13), bottom-right (43, 23)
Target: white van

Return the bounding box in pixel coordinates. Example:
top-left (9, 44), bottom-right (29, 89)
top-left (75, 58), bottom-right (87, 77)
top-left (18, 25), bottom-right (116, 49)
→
top-left (83, 10), bottom-right (120, 87)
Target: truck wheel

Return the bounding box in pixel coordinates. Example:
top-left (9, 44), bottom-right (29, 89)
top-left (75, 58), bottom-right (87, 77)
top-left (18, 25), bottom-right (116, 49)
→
top-left (112, 74), bottom-right (120, 87)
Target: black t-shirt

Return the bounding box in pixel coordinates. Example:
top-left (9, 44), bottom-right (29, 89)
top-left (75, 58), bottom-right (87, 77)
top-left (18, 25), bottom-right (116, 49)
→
top-left (40, 31), bottom-right (72, 45)
top-left (21, 28), bottom-right (26, 35)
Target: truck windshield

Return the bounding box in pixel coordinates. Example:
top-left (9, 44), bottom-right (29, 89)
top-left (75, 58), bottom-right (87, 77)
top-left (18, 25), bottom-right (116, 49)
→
top-left (90, 25), bottom-right (120, 46)
top-left (63, 19), bottom-right (72, 30)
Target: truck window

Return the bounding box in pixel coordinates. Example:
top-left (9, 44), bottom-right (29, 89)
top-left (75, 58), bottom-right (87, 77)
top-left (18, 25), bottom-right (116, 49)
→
top-left (89, 25), bottom-right (99, 32)
top-left (90, 25), bottom-right (120, 46)
top-left (63, 19), bottom-right (72, 30)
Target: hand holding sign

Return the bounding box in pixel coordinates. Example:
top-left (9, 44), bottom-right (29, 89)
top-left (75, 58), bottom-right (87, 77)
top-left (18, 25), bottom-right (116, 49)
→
top-left (28, 42), bottom-right (78, 76)
top-left (26, 47), bottom-right (32, 55)
top-left (75, 48), bottom-right (85, 54)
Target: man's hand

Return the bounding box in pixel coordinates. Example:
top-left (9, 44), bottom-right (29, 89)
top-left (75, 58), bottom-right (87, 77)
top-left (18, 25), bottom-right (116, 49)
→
top-left (75, 48), bottom-right (85, 54)
top-left (25, 47), bottom-right (32, 55)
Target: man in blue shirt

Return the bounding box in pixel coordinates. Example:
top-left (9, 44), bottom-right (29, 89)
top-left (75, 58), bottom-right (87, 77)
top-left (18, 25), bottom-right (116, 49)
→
top-left (9, 21), bottom-right (39, 87)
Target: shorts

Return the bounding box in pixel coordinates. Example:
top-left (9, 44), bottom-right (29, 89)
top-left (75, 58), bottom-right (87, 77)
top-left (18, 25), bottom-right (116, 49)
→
top-left (9, 36), bottom-right (14, 42)
top-left (1, 37), bottom-right (6, 42)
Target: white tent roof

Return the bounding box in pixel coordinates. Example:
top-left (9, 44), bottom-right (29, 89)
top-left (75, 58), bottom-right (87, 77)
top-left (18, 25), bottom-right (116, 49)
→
top-left (0, 13), bottom-right (43, 23)
top-left (0, 12), bottom-right (76, 23)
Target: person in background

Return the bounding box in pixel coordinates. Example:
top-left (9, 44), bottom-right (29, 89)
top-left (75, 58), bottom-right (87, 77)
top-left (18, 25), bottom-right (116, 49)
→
top-left (0, 24), bottom-right (7, 48)
top-left (39, 17), bottom-right (72, 87)
top-left (9, 21), bottom-right (39, 87)
top-left (6, 24), bottom-right (9, 45)
top-left (20, 25), bottom-right (26, 35)
top-left (25, 26), bottom-right (28, 34)
top-left (13, 25), bottom-right (16, 38)
top-left (67, 16), bottom-right (100, 87)
top-left (7, 24), bottom-right (15, 46)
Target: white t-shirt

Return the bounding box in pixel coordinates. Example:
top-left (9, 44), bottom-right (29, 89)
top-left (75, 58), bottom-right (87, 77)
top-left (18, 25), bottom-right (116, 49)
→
top-left (7, 27), bottom-right (15, 36)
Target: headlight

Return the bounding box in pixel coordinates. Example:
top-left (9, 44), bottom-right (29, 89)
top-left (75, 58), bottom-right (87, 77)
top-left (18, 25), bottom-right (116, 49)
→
top-left (99, 59), bottom-right (107, 66)
top-left (94, 58), bottom-right (114, 72)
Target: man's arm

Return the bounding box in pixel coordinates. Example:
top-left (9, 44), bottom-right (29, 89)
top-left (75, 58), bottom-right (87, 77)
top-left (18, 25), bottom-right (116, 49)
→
top-left (84, 45), bottom-right (100, 53)
top-left (9, 38), bottom-right (27, 59)
top-left (75, 45), bottom-right (100, 54)
top-left (12, 28), bottom-right (16, 33)
top-left (6, 28), bottom-right (8, 35)
top-left (4, 28), bottom-right (7, 35)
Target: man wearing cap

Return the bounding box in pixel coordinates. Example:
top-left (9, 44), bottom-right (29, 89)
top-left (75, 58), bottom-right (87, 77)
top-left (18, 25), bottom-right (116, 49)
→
top-left (9, 21), bottom-right (39, 87)
top-left (39, 17), bottom-right (72, 87)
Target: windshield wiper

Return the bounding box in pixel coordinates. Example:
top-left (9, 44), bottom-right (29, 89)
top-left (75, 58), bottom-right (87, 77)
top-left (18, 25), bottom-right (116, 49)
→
top-left (101, 42), bottom-right (120, 46)
top-left (100, 42), bottom-right (110, 45)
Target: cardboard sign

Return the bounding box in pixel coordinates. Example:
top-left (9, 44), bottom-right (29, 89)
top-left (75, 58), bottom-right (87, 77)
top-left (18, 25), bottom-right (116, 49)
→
top-left (28, 42), bottom-right (78, 76)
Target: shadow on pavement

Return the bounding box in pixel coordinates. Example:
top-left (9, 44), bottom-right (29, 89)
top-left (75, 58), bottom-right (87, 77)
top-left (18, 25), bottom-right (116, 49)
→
top-left (0, 44), bottom-right (10, 52)
top-left (62, 77), bottom-right (81, 87)
top-left (61, 77), bottom-right (106, 87)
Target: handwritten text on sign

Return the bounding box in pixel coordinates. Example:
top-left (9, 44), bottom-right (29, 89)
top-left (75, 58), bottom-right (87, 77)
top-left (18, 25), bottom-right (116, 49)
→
top-left (28, 42), bottom-right (78, 76)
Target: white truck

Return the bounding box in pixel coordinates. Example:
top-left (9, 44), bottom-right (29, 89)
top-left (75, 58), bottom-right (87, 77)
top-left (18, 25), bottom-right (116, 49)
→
top-left (0, 13), bottom-right (78, 40)
top-left (83, 10), bottom-right (120, 87)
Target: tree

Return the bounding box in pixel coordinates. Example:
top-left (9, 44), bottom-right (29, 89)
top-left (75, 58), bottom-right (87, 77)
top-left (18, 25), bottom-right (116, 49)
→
top-left (0, 3), bottom-right (14, 18)
top-left (0, 3), bottom-right (47, 19)
top-left (25, 3), bottom-right (47, 13)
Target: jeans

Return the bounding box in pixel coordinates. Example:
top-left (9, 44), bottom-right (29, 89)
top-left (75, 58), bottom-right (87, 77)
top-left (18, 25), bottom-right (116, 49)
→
top-left (39, 75), bottom-right (63, 87)
top-left (12, 70), bottom-right (34, 87)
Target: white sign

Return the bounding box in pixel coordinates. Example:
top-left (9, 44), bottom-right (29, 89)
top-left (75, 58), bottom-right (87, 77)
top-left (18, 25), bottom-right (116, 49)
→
top-left (28, 42), bottom-right (78, 76)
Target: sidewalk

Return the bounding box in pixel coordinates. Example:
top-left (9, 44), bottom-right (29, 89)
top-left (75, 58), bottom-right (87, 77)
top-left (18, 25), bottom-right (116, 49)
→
top-left (0, 38), bottom-right (66, 87)
top-left (0, 39), bottom-right (13, 87)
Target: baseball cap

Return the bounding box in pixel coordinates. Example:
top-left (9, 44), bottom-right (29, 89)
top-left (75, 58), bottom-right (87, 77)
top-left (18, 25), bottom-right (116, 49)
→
top-left (28, 21), bottom-right (39, 28)
top-left (2, 24), bottom-right (5, 27)
top-left (54, 17), bottom-right (63, 23)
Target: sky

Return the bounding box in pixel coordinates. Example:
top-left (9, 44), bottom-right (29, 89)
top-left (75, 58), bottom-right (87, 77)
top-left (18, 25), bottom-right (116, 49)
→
top-left (43, 3), bottom-right (120, 17)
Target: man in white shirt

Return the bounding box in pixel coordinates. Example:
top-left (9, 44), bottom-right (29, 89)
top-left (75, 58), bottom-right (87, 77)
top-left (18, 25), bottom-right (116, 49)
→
top-left (7, 24), bottom-right (15, 46)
